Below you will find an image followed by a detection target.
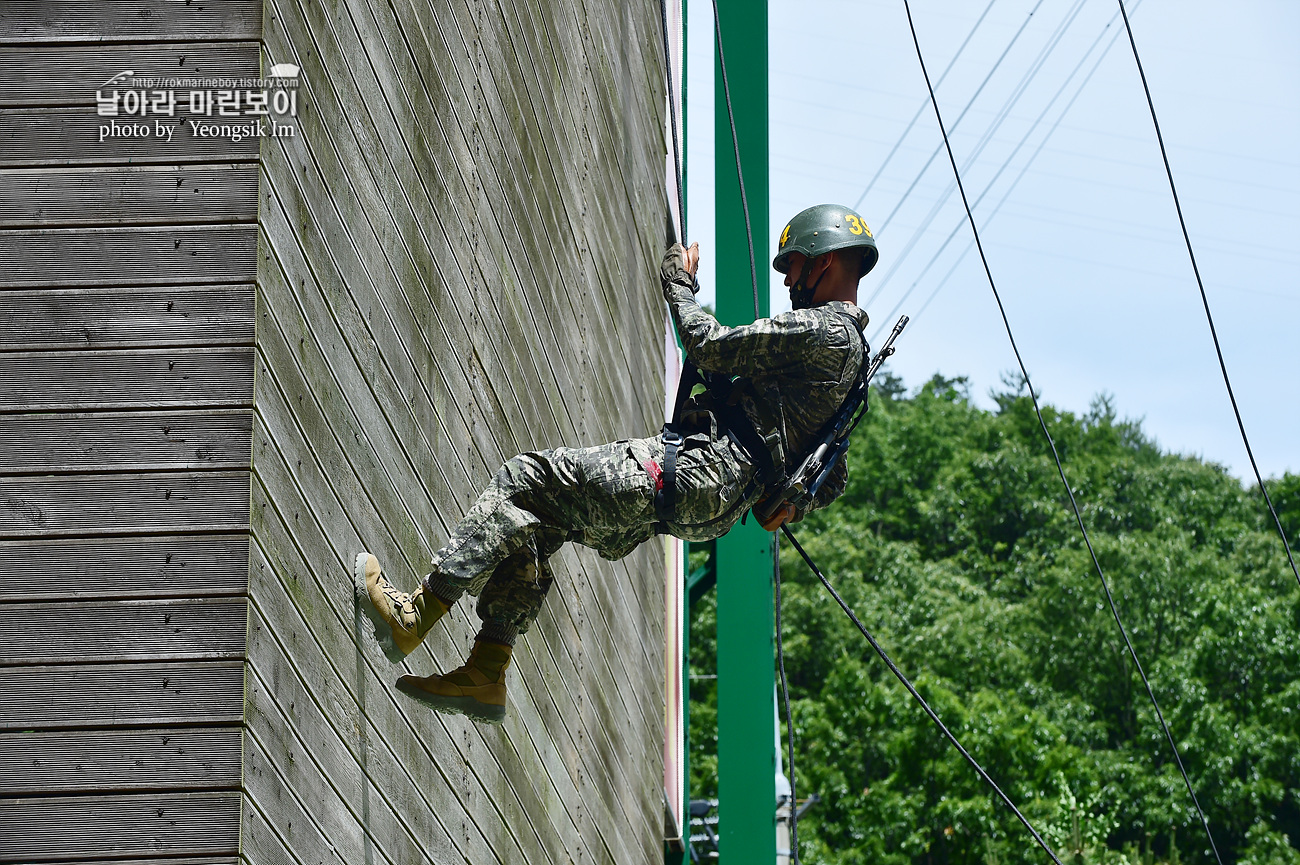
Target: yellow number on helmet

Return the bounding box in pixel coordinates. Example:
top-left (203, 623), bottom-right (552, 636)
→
top-left (845, 214), bottom-right (863, 235)
top-left (780, 224), bottom-right (791, 246)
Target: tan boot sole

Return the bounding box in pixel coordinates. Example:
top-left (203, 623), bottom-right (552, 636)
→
top-left (396, 675), bottom-right (507, 725)
top-left (352, 552), bottom-right (416, 663)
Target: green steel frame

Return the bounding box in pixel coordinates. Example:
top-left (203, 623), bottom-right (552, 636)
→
top-left (668, 3), bottom-right (772, 862)
top-left (713, 0), bottom-right (776, 861)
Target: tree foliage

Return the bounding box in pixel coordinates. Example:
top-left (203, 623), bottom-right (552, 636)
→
top-left (689, 374), bottom-right (1300, 865)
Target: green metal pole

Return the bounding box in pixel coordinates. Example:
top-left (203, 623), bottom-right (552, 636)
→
top-left (713, 0), bottom-right (774, 861)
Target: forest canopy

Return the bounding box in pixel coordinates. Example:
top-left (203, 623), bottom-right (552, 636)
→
top-left (688, 372), bottom-right (1300, 865)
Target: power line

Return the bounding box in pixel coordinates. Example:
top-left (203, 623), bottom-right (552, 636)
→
top-left (1114, 0), bottom-right (1300, 592)
top-left (850, 0), bottom-right (999, 214)
top-left (872, 0), bottom-right (1050, 242)
top-left (900, 2), bottom-right (1226, 863)
top-left (864, 0), bottom-right (1090, 312)
top-left (872, 0), bottom-right (1139, 344)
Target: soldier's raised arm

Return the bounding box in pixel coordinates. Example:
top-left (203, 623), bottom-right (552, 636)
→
top-left (659, 242), bottom-right (822, 378)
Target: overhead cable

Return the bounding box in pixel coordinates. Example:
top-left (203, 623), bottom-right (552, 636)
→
top-left (871, 0), bottom-right (1049, 245)
top-left (901, 3), bottom-right (1225, 862)
top-left (851, 0), bottom-right (999, 214)
top-left (872, 0), bottom-right (1141, 344)
top-left (1114, 0), bottom-right (1300, 591)
top-left (865, 0), bottom-right (1089, 312)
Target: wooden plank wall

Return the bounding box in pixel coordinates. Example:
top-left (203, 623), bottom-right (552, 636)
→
top-left (0, 3), bottom-right (261, 862)
top-left (248, 0), bottom-right (670, 862)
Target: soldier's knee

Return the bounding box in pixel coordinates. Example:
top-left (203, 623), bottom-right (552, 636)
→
top-left (497, 452), bottom-right (551, 495)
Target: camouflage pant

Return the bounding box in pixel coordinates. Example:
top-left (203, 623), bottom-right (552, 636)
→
top-left (424, 433), bottom-right (758, 644)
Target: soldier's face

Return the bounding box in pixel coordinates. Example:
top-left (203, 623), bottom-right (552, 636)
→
top-left (783, 253), bottom-right (808, 288)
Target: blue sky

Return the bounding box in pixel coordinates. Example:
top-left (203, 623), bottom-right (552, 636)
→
top-left (684, 0), bottom-right (1298, 482)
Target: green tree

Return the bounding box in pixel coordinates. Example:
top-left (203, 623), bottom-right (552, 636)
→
top-left (689, 375), bottom-right (1300, 865)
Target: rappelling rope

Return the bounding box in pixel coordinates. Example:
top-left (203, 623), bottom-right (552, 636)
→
top-left (708, 1), bottom-right (801, 856)
top-left (1114, 0), bottom-right (1299, 593)
top-left (710, 0), bottom-right (761, 320)
top-left (901, 2), bottom-right (1224, 861)
top-left (659, 0), bottom-right (687, 242)
top-left (783, 526), bottom-right (1066, 865)
top-left (709, 3), bottom-right (1062, 859)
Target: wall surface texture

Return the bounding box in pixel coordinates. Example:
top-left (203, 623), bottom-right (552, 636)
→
top-left (247, 0), bottom-right (670, 863)
top-left (0, 3), bottom-right (260, 861)
top-left (0, 1), bottom-right (671, 863)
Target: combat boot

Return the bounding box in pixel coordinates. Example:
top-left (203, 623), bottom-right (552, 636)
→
top-left (396, 639), bottom-right (512, 725)
top-left (353, 552), bottom-right (449, 662)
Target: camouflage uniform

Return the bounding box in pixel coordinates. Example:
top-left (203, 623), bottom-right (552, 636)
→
top-left (425, 245), bottom-right (868, 646)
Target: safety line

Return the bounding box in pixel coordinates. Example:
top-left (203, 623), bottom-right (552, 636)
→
top-left (774, 553), bottom-right (801, 863)
top-left (659, 0), bottom-right (687, 242)
top-left (901, 3), bottom-right (1224, 862)
top-left (710, 0), bottom-right (761, 320)
top-left (1115, 0), bottom-right (1300, 592)
top-left (781, 526), bottom-right (1065, 865)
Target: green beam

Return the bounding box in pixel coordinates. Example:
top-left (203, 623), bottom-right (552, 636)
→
top-left (713, 0), bottom-right (774, 861)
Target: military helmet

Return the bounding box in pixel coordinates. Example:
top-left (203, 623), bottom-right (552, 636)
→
top-left (772, 203), bottom-right (879, 277)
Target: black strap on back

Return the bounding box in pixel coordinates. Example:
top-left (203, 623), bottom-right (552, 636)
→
top-left (654, 362), bottom-right (704, 524)
top-left (655, 363), bottom-right (775, 527)
top-left (656, 307), bottom-right (865, 527)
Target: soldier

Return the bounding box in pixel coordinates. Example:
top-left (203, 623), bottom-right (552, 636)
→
top-left (355, 204), bottom-right (879, 724)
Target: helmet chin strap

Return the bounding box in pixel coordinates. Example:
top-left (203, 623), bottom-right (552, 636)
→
top-left (788, 256), bottom-right (828, 310)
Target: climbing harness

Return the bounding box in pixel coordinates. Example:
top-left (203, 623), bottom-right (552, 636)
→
top-left (755, 313), bottom-right (907, 525)
top-left (653, 361), bottom-right (777, 532)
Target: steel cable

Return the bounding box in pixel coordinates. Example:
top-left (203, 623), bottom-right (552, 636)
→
top-left (1114, 0), bottom-right (1299, 592)
top-left (871, 0), bottom-right (1141, 346)
top-left (901, 2), bottom-right (1224, 861)
top-left (781, 525), bottom-right (1065, 865)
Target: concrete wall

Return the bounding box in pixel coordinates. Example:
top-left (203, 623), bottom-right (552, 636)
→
top-left (245, 0), bottom-right (671, 863)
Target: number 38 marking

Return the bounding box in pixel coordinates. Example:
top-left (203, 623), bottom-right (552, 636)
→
top-left (844, 214), bottom-right (872, 237)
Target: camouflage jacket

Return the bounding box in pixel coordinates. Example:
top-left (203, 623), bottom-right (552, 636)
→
top-left (660, 245), bottom-right (867, 521)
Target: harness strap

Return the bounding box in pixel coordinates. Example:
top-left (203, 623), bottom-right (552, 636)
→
top-left (654, 424), bottom-right (684, 524)
top-left (655, 307), bottom-right (865, 528)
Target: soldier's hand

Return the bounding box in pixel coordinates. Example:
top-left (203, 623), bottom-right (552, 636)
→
top-left (683, 242), bottom-right (699, 277)
top-left (758, 501), bottom-right (796, 532)
top-left (662, 243), bottom-right (702, 294)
